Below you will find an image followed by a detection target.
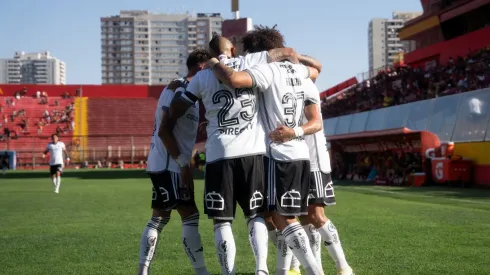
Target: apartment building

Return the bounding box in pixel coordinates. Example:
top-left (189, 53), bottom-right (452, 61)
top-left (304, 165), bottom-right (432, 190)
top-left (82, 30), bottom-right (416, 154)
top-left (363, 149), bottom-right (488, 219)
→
top-left (101, 10), bottom-right (223, 85)
top-left (368, 11), bottom-right (422, 76)
top-left (0, 51), bottom-right (66, 84)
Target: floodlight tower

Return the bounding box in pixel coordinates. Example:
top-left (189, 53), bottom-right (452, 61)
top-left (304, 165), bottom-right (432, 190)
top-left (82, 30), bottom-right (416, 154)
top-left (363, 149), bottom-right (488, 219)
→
top-left (232, 0), bottom-right (240, 19)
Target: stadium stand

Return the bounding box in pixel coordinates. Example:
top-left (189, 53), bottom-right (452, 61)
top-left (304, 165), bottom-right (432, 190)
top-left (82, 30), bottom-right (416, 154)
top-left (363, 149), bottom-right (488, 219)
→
top-left (321, 0), bottom-right (490, 187)
top-left (322, 47), bottom-right (490, 118)
top-left (0, 95), bottom-right (74, 166)
top-left (85, 98), bottom-right (157, 163)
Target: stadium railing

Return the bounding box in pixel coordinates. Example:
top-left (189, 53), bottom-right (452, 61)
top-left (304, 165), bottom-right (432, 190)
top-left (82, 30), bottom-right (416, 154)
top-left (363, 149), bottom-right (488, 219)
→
top-left (324, 88), bottom-right (490, 143)
top-left (1, 134), bottom-right (151, 169)
top-left (357, 64), bottom-right (395, 82)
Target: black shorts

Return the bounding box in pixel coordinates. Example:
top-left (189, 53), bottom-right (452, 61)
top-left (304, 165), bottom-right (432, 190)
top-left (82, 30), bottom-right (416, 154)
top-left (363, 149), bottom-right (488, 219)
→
top-left (149, 171), bottom-right (195, 211)
top-left (265, 157), bottom-right (310, 216)
top-left (49, 165), bottom-right (63, 176)
top-left (204, 155), bottom-right (266, 220)
top-left (309, 171), bottom-right (336, 206)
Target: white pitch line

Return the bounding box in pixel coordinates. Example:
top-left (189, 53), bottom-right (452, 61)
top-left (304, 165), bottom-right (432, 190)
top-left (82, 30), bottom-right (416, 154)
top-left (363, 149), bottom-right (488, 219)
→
top-left (339, 186), bottom-right (490, 205)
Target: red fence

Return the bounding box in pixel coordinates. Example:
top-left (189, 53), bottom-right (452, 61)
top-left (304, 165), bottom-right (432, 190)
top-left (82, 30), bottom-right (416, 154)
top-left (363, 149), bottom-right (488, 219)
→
top-left (0, 84), bottom-right (165, 99)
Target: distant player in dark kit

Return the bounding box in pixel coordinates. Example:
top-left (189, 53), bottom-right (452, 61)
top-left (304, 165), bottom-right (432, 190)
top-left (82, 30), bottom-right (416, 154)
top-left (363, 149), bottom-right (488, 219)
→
top-left (43, 134), bottom-right (70, 193)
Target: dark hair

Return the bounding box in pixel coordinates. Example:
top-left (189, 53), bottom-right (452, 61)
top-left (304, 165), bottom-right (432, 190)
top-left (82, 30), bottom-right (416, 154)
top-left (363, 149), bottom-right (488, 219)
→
top-left (51, 134), bottom-right (58, 139)
top-left (242, 25), bottom-right (285, 53)
top-left (186, 49), bottom-right (211, 69)
top-left (208, 32), bottom-right (222, 55)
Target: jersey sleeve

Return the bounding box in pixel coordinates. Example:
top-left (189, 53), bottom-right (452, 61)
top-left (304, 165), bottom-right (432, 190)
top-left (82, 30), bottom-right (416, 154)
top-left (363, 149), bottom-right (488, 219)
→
top-left (182, 72), bottom-right (203, 103)
top-left (245, 63), bottom-right (274, 90)
top-left (296, 64), bottom-right (311, 80)
top-left (159, 87), bottom-right (176, 112)
top-left (304, 80), bottom-right (320, 106)
top-left (243, 51), bottom-right (269, 69)
top-left (61, 142), bottom-right (66, 150)
top-left (219, 56), bottom-right (243, 71)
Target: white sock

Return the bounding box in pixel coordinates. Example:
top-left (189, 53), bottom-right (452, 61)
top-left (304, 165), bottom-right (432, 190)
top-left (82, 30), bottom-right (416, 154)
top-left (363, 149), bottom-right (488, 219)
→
top-left (276, 231), bottom-right (293, 275)
top-left (138, 216), bottom-right (170, 275)
top-left (303, 224), bottom-right (322, 270)
top-left (318, 220), bottom-right (349, 269)
top-left (268, 229), bottom-right (278, 247)
top-left (283, 222), bottom-right (324, 275)
top-left (56, 177), bottom-right (61, 191)
top-left (247, 217), bottom-right (269, 274)
top-left (214, 222), bottom-right (236, 275)
top-left (290, 255), bottom-right (301, 272)
top-left (182, 213), bottom-right (209, 275)
top-left (52, 178), bottom-right (56, 187)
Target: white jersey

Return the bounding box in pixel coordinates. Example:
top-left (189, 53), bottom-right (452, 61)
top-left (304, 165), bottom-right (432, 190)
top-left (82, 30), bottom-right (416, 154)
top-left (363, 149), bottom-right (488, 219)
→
top-left (246, 62), bottom-right (319, 162)
top-left (46, 141), bottom-right (66, 166)
top-left (219, 51), bottom-right (269, 71)
top-left (182, 52), bottom-right (269, 163)
top-left (147, 79), bottom-right (199, 173)
top-left (302, 80), bottom-right (332, 173)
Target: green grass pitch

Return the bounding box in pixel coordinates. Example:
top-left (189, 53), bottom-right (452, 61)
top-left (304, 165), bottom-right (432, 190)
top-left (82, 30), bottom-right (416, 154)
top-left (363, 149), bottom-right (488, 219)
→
top-left (1, 170), bottom-right (490, 275)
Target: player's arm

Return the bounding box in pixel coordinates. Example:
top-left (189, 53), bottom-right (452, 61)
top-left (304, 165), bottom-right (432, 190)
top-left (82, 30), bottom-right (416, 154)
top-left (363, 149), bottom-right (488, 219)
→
top-left (301, 103), bottom-right (323, 135)
top-left (267, 48), bottom-right (299, 63)
top-left (159, 84), bottom-right (187, 164)
top-left (158, 107), bottom-right (183, 162)
top-left (269, 103), bottom-right (322, 143)
top-left (210, 58), bottom-right (274, 89)
top-left (62, 145), bottom-right (71, 161)
top-left (209, 58), bottom-right (254, 88)
top-left (305, 65), bottom-right (319, 82)
top-left (161, 79), bottom-right (200, 166)
top-left (297, 54), bottom-right (322, 74)
top-left (296, 82), bottom-right (323, 136)
top-left (42, 148), bottom-right (49, 159)
top-left (295, 63), bottom-right (319, 83)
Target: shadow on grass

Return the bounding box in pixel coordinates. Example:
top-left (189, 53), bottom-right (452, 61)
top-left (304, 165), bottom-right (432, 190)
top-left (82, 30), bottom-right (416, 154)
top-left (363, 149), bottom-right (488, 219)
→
top-left (1, 169), bottom-right (205, 181)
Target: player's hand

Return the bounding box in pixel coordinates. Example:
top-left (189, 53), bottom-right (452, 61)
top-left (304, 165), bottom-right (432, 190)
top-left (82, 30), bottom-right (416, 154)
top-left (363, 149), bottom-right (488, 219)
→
top-left (269, 126), bottom-right (296, 143)
top-left (179, 165), bottom-right (194, 201)
top-left (167, 80), bottom-right (183, 91)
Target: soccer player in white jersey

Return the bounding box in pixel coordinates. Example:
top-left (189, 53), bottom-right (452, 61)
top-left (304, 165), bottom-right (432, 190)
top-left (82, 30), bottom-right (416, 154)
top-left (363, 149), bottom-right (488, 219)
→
top-left (294, 80), bottom-right (354, 275)
top-left (137, 50), bottom-right (211, 275)
top-left (42, 134), bottom-right (69, 193)
top-left (210, 53), bottom-right (326, 275)
top-left (221, 26), bottom-right (324, 275)
top-left (167, 37), bottom-right (300, 275)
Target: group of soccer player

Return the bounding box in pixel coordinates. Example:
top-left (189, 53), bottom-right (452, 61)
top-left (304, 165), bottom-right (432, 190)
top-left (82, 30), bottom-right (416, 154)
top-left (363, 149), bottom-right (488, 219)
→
top-left (139, 26), bottom-right (354, 275)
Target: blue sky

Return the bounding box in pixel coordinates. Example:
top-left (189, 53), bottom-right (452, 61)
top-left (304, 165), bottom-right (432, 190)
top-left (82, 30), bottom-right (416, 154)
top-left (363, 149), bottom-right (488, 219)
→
top-left (0, 0), bottom-right (421, 91)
